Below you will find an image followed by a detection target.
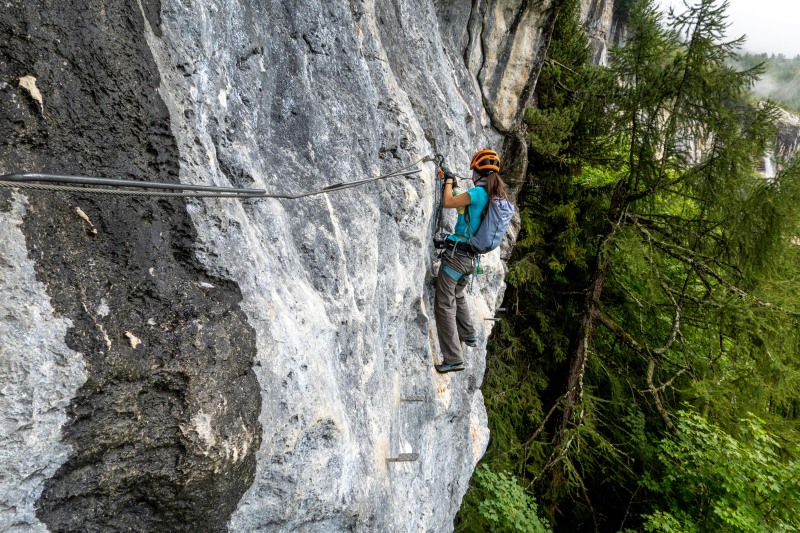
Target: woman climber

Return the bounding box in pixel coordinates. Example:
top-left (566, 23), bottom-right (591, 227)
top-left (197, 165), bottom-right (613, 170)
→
top-left (434, 149), bottom-right (510, 374)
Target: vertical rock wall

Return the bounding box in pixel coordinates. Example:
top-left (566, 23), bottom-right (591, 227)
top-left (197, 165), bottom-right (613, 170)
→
top-left (775, 108), bottom-right (800, 164)
top-left (581, 0), bottom-right (628, 65)
top-left (759, 108), bottom-right (800, 179)
top-left (1, 1), bottom-right (261, 531)
top-left (0, 0), bottom-right (567, 531)
top-left (0, 196), bottom-right (87, 533)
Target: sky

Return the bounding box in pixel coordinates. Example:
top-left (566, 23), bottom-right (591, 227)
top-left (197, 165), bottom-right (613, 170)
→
top-left (654, 0), bottom-right (800, 57)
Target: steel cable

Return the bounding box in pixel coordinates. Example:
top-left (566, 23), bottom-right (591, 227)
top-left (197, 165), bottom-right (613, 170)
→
top-left (0, 156), bottom-right (433, 200)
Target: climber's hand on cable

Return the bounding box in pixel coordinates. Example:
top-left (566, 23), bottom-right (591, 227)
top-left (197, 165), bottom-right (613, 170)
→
top-left (441, 166), bottom-right (455, 182)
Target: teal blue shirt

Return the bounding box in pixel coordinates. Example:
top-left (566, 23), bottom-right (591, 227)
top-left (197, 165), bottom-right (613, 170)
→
top-left (448, 185), bottom-right (489, 242)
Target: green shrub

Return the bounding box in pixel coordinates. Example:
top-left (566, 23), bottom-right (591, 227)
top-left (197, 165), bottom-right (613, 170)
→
top-left (470, 465), bottom-right (551, 533)
top-left (643, 411), bottom-right (800, 532)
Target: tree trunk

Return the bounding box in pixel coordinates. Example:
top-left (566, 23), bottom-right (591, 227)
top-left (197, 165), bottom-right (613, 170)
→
top-left (550, 181), bottom-right (627, 487)
top-left (558, 262), bottom-right (610, 437)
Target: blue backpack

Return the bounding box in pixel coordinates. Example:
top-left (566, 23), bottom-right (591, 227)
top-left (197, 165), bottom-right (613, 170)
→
top-left (466, 195), bottom-right (515, 254)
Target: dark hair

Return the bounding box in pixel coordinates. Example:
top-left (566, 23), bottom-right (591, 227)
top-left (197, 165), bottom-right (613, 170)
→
top-left (484, 171), bottom-right (509, 201)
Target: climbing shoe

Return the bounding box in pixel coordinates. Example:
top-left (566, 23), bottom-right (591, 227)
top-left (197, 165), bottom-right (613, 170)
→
top-left (461, 336), bottom-right (478, 347)
top-left (435, 362), bottom-right (465, 374)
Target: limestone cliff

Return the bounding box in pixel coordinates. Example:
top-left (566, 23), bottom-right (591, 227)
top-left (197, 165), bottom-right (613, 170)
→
top-left (581, 0), bottom-right (628, 65)
top-left (775, 108), bottom-right (800, 165)
top-left (0, 0), bottom-right (592, 531)
top-left (758, 108), bottom-right (800, 179)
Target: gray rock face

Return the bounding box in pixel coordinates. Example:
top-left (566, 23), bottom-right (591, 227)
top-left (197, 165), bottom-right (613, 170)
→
top-left (0, 194), bottom-right (87, 533)
top-left (580, 0), bottom-right (626, 65)
top-left (775, 108), bottom-right (800, 164)
top-left (758, 108), bottom-right (800, 179)
top-left (2, 2), bottom-right (262, 531)
top-left (0, 0), bottom-right (561, 531)
top-left (466, 0), bottom-right (560, 132)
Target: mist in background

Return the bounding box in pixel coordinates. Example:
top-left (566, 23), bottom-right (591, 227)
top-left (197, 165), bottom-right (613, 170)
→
top-left (652, 1), bottom-right (800, 114)
top-left (733, 53), bottom-right (800, 114)
top-left (654, 0), bottom-right (800, 57)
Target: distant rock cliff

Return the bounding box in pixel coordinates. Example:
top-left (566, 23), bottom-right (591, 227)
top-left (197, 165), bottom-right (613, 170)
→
top-left (581, 0), bottom-right (628, 65)
top-left (2, 0), bottom-right (625, 531)
top-left (775, 108), bottom-right (800, 164)
top-left (755, 108), bottom-right (798, 178)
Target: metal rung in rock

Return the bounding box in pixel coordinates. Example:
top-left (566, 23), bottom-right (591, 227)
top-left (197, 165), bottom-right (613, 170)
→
top-left (400, 397), bottom-right (425, 402)
top-left (386, 453), bottom-right (419, 463)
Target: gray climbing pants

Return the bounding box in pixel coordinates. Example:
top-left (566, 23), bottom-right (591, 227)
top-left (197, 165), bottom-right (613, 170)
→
top-left (435, 249), bottom-right (477, 365)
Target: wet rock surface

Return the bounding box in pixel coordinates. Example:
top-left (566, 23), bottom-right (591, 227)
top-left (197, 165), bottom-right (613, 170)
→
top-left (1, 1), bottom-right (260, 531)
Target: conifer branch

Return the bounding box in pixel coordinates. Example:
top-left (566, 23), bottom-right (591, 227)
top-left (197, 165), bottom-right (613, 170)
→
top-left (595, 309), bottom-right (683, 431)
top-left (646, 359), bottom-right (677, 432)
top-left (633, 223), bottom-right (728, 285)
top-left (596, 310), bottom-right (653, 357)
top-left (522, 389), bottom-right (573, 450)
top-left (568, 461), bottom-right (600, 533)
top-left (650, 367), bottom-right (689, 392)
top-left (545, 58), bottom-right (580, 76)
top-left (640, 244), bottom-right (684, 355)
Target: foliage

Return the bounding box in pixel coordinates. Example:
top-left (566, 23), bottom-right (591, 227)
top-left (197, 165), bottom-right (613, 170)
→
top-left (462, 466), bottom-right (552, 533)
top-left (643, 411), bottom-right (800, 532)
top-left (524, 106), bottom-right (581, 161)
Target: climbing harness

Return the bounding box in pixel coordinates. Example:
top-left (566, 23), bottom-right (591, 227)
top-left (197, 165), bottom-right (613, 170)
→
top-left (430, 155), bottom-right (482, 290)
top-left (0, 156), bottom-right (432, 200)
top-left (433, 148), bottom-right (512, 286)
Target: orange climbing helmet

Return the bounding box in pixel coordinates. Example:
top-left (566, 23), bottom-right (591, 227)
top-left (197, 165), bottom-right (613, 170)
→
top-left (469, 149), bottom-right (501, 175)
